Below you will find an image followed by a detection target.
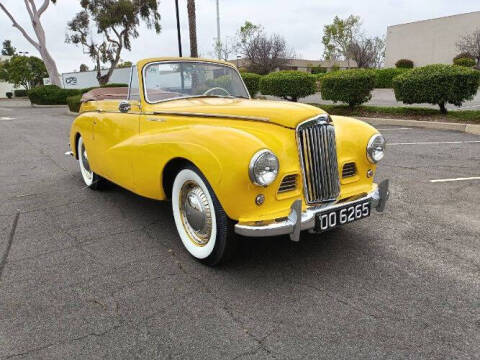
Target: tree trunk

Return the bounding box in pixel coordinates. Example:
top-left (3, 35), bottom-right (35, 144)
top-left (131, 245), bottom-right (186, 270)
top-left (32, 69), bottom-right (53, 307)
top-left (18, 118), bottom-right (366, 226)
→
top-left (0, 2), bottom-right (62, 87)
top-left (187, 0), bottom-right (198, 57)
top-left (439, 102), bottom-right (447, 114)
top-left (39, 46), bottom-right (61, 87)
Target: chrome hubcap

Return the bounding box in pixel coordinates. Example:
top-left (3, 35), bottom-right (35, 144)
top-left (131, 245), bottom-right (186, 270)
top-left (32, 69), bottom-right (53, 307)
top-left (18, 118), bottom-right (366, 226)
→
top-left (179, 181), bottom-right (212, 246)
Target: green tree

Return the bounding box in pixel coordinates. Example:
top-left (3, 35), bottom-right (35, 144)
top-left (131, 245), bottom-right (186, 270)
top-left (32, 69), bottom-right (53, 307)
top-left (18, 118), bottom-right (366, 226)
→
top-left (66, 0), bottom-right (161, 85)
top-left (117, 60), bottom-right (133, 68)
top-left (79, 64), bottom-right (89, 72)
top-left (322, 15), bottom-right (361, 63)
top-left (0, 56), bottom-right (47, 90)
top-left (1, 40), bottom-right (16, 56)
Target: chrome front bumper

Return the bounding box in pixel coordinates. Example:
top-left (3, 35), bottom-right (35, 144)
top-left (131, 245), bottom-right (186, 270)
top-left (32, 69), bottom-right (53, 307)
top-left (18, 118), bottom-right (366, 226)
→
top-left (234, 180), bottom-right (390, 242)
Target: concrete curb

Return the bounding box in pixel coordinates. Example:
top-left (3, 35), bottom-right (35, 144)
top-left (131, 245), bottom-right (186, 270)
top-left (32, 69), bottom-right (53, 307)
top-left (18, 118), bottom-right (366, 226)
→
top-left (356, 117), bottom-right (480, 136)
top-left (66, 110), bottom-right (78, 116)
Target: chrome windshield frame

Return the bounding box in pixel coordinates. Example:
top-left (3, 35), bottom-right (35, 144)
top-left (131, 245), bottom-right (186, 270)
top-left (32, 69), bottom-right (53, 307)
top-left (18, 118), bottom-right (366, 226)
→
top-left (141, 60), bottom-right (251, 105)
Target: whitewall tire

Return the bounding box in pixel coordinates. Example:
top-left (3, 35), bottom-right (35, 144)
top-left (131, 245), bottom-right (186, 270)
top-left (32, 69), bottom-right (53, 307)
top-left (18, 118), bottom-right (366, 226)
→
top-left (77, 136), bottom-right (104, 190)
top-left (172, 166), bottom-right (236, 265)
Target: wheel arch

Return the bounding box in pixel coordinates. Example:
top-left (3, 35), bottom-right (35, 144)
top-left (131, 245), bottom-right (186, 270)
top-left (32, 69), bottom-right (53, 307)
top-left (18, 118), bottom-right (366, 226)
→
top-left (162, 157), bottom-right (196, 200)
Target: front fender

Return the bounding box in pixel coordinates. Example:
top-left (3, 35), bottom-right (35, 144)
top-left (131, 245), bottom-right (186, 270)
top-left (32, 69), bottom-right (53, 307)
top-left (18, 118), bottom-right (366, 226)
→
top-left (132, 122), bottom-right (300, 221)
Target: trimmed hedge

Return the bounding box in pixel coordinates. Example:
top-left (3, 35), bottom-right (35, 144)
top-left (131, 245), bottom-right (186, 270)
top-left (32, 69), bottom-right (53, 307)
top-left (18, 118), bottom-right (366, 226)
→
top-left (395, 59), bottom-right (414, 69)
top-left (313, 73), bottom-right (327, 91)
top-left (14, 89), bottom-right (28, 97)
top-left (66, 94), bottom-right (82, 113)
top-left (28, 83), bottom-right (128, 105)
top-left (241, 72), bottom-right (261, 97)
top-left (393, 64), bottom-right (480, 113)
top-left (453, 53), bottom-right (475, 62)
top-left (28, 85), bottom-right (81, 105)
top-left (454, 57), bottom-right (476, 67)
top-left (311, 66), bottom-right (327, 74)
top-left (374, 68), bottom-right (410, 88)
top-left (320, 69), bottom-right (376, 107)
top-left (259, 71), bottom-right (316, 102)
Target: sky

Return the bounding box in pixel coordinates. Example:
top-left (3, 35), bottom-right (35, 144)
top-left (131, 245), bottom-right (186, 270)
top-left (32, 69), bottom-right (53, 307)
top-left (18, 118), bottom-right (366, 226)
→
top-left (0, 0), bottom-right (479, 73)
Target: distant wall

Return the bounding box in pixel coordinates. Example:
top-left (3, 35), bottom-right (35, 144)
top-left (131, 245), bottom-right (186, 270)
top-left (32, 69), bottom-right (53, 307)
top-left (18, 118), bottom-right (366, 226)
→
top-left (61, 67), bottom-right (132, 89)
top-left (385, 11), bottom-right (480, 67)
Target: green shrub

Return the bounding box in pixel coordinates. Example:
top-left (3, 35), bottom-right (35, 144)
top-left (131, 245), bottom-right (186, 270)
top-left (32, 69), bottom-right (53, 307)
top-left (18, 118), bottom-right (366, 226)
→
top-left (374, 68), bottom-right (410, 88)
top-left (28, 85), bottom-right (81, 105)
top-left (6, 92), bottom-right (12, 99)
top-left (66, 94), bottom-right (82, 113)
top-left (241, 72), bottom-right (261, 97)
top-left (395, 59), bottom-right (414, 69)
top-left (259, 71), bottom-right (316, 102)
top-left (311, 66), bottom-right (327, 74)
top-left (393, 64), bottom-right (480, 114)
top-left (330, 64), bottom-right (340, 72)
top-left (14, 89), bottom-right (28, 97)
top-left (102, 83), bottom-right (128, 88)
top-left (453, 53), bottom-right (475, 62)
top-left (454, 57), bottom-right (476, 67)
top-left (320, 69), bottom-right (376, 107)
top-left (312, 73), bottom-right (327, 91)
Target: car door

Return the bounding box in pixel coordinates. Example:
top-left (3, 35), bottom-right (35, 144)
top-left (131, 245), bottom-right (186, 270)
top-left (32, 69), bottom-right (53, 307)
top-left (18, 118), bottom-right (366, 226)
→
top-left (92, 67), bottom-right (141, 191)
top-left (93, 104), bottom-right (140, 191)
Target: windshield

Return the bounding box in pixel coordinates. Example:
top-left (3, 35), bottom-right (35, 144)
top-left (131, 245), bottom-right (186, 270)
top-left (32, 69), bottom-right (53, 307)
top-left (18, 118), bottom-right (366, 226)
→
top-left (143, 61), bottom-right (249, 103)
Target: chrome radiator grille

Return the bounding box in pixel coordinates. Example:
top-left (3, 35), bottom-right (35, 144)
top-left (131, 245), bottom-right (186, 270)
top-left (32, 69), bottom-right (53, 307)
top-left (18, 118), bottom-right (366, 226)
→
top-left (296, 117), bottom-right (340, 204)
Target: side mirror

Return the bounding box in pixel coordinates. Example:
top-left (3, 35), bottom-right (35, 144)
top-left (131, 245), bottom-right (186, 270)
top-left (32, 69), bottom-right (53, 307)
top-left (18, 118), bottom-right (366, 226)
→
top-left (119, 101), bottom-right (131, 113)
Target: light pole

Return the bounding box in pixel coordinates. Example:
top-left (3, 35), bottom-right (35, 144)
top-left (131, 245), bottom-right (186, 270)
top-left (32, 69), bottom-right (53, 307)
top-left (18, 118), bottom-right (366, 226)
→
top-left (216, 0), bottom-right (221, 59)
top-left (175, 0), bottom-right (182, 57)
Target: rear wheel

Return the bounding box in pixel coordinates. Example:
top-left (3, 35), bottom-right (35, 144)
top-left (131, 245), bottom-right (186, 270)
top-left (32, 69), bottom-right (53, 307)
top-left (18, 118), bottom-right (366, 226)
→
top-left (171, 166), bottom-right (236, 266)
top-left (77, 136), bottom-right (104, 190)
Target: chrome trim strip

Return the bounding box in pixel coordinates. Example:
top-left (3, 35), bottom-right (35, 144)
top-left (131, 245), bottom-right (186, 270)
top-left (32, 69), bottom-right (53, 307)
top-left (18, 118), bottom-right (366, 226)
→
top-left (152, 110), bottom-right (269, 122)
top-left (141, 60), bottom-right (251, 105)
top-left (234, 180), bottom-right (390, 241)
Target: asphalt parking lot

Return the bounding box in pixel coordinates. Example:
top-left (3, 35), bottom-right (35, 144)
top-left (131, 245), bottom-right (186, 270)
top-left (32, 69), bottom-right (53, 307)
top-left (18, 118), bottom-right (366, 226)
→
top-left (1, 101), bottom-right (479, 359)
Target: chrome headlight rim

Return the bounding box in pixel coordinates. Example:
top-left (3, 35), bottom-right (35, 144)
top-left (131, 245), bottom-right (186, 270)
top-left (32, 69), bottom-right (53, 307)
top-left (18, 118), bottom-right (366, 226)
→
top-left (249, 149), bottom-right (279, 187)
top-left (366, 134), bottom-right (386, 164)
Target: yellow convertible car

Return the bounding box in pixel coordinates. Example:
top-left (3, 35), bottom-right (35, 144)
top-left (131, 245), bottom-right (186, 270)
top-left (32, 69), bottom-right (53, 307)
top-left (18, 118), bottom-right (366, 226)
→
top-left (67, 57), bottom-right (389, 265)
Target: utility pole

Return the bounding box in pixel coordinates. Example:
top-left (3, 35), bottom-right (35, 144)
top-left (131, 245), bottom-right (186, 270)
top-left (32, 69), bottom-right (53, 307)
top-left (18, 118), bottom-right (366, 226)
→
top-left (175, 0), bottom-right (182, 57)
top-left (216, 0), bottom-right (221, 59)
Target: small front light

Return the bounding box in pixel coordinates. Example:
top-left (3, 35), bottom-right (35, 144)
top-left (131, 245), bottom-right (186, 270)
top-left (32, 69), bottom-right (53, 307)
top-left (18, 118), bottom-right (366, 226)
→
top-left (367, 134), bottom-right (386, 163)
top-left (249, 149), bottom-right (279, 186)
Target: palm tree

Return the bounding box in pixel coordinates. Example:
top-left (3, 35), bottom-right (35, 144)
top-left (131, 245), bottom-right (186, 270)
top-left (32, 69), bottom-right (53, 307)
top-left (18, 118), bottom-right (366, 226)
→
top-left (187, 0), bottom-right (198, 57)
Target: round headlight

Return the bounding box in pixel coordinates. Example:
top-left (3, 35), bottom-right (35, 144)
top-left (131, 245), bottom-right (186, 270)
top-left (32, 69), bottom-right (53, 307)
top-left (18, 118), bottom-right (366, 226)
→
top-left (367, 134), bottom-right (386, 163)
top-left (249, 149), bottom-right (279, 187)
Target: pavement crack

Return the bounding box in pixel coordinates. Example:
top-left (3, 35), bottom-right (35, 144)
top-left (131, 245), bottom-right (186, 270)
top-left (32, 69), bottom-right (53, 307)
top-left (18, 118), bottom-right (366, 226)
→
top-left (0, 211), bottom-right (20, 282)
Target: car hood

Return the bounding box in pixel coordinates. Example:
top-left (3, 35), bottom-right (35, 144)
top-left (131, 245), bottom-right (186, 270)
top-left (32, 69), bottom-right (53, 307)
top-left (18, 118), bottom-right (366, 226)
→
top-left (147, 97), bottom-right (327, 128)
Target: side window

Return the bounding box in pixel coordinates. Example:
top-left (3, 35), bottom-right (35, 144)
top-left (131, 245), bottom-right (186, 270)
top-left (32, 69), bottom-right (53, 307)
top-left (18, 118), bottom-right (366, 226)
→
top-left (128, 65), bottom-right (140, 101)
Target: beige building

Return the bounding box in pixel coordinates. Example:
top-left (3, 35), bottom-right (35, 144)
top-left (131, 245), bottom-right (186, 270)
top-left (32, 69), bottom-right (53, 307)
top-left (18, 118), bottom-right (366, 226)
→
top-left (385, 11), bottom-right (480, 68)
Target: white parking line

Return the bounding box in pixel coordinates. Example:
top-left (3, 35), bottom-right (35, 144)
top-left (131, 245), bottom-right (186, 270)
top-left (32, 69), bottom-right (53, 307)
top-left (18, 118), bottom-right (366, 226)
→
top-left (0, 117), bottom-right (15, 121)
top-left (389, 141), bottom-right (480, 146)
top-left (430, 177), bottom-right (480, 183)
top-left (377, 127), bottom-right (412, 131)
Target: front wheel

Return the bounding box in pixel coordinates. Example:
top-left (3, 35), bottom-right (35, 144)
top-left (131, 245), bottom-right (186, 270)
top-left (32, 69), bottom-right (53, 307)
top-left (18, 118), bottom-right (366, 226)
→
top-left (77, 136), bottom-right (105, 190)
top-left (171, 166), bottom-right (236, 266)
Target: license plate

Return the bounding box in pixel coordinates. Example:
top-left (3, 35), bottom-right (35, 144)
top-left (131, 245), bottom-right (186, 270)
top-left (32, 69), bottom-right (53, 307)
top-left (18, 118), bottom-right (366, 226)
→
top-left (315, 200), bottom-right (371, 232)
